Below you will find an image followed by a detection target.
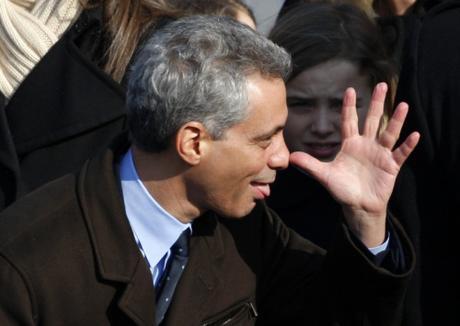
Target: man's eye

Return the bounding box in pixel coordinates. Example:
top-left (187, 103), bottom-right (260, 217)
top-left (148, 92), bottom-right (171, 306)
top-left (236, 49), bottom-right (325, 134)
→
top-left (259, 139), bottom-right (272, 149)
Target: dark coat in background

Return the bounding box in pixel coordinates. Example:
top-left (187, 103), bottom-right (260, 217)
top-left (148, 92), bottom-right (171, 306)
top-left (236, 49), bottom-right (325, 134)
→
top-left (0, 8), bottom-right (127, 211)
top-left (0, 137), bottom-right (416, 326)
top-left (268, 165), bottom-right (422, 326)
top-left (395, 1), bottom-right (460, 324)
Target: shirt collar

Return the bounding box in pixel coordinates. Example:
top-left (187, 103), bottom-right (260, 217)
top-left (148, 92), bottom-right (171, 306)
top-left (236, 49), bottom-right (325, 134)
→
top-left (119, 149), bottom-right (191, 268)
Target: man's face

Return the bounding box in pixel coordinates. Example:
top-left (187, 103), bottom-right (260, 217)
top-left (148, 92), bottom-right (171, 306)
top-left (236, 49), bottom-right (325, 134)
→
top-left (192, 74), bottom-right (289, 218)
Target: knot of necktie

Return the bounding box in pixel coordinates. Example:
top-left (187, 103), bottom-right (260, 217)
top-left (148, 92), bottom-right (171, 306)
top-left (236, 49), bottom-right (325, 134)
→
top-left (172, 229), bottom-right (190, 258)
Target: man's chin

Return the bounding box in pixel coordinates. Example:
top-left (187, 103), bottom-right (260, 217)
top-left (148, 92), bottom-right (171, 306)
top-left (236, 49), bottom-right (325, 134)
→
top-left (218, 200), bottom-right (257, 219)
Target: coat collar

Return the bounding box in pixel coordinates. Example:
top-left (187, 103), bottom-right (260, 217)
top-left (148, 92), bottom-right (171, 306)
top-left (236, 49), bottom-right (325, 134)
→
top-left (77, 135), bottom-right (226, 325)
top-left (77, 136), bottom-right (156, 325)
top-left (5, 7), bottom-right (125, 155)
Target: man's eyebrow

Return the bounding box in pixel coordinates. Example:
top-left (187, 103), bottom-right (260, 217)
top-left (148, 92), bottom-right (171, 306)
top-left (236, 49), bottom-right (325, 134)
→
top-left (252, 125), bottom-right (284, 141)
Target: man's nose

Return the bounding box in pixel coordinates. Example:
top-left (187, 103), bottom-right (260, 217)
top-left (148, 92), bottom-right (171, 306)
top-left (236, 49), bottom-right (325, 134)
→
top-left (268, 134), bottom-right (290, 170)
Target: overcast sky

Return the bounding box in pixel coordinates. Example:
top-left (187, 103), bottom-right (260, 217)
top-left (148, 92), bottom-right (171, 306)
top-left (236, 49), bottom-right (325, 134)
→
top-left (245, 0), bottom-right (285, 35)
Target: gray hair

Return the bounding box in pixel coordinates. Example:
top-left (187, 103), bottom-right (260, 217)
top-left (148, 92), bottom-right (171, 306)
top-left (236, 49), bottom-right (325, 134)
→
top-left (126, 15), bottom-right (291, 152)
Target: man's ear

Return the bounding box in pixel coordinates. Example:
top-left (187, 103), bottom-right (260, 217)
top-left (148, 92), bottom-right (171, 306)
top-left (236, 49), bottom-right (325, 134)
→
top-left (175, 122), bottom-right (210, 165)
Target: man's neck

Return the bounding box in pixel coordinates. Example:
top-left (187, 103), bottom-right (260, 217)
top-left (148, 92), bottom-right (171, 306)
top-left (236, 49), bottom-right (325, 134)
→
top-left (131, 146), bottom-right (202, 224)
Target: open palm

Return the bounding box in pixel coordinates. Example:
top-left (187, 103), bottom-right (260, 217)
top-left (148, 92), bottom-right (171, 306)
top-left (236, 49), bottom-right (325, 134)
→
top-left (290, 83), bottom-right (419, 245)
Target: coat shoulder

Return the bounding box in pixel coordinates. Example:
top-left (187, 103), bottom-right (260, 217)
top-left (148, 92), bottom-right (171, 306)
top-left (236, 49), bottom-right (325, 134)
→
top-left (0, 174), bottom-right (80, 251)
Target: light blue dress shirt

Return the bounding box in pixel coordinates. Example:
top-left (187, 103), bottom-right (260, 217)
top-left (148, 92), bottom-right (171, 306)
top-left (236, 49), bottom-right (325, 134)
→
top-left (369, 235), bottom-right (389, 255)
top-left (119, 149), bottom-right (191, 287)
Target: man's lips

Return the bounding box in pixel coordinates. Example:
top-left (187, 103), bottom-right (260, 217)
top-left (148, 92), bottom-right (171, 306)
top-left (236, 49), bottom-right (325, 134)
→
top-left (304, 142), bottom-right (340, 159)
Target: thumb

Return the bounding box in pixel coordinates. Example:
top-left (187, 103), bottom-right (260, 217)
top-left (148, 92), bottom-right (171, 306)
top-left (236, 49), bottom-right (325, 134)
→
top-left (289, 152), bottom-right (328, 184)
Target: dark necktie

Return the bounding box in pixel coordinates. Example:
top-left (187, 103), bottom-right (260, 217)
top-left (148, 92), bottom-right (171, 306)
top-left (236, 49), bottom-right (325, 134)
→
top-left (155, 229), bottom-right (190, 325)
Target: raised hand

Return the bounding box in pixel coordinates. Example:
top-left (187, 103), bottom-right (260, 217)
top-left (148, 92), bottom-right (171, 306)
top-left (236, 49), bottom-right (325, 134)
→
top-left (289, 83), bottom-right (419, 247)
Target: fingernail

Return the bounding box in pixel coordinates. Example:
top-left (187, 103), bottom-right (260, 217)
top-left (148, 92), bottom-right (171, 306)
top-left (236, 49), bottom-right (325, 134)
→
top-left (344, 88), bottom-right (354, 106)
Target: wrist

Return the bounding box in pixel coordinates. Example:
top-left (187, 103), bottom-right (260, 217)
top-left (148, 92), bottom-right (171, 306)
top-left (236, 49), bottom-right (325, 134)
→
top-left (342, 207), bottom-right (387, 247)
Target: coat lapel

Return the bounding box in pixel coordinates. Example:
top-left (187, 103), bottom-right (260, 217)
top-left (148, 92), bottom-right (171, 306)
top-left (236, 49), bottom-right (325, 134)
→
top-left (76, 140), bottom-right (231, 325)
top-left (164, 212), bottom-right (225, 326)
top-left (77, 141), bottom-right (156, 325)
top-left (117, 258), bottom-right (157, 325)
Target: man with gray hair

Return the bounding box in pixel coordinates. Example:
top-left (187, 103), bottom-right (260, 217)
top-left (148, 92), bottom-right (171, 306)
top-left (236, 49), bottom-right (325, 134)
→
top-left (0, 16), bottom-right (419, 325)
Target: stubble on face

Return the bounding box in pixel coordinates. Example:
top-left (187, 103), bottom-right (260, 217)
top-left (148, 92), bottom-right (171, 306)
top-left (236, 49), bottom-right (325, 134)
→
top-left (187, 75), bottom-right (289, 219)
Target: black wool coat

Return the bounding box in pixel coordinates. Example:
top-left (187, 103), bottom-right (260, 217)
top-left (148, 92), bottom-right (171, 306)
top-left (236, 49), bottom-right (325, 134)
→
top-left (395, 1), bottom-right (460, 324)
top-left (0, 139), bottom-right (415, 325)
top-left (0, 8), bottom-right (126, 211)
top-left (268, 165), bottom-right (422, 326)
